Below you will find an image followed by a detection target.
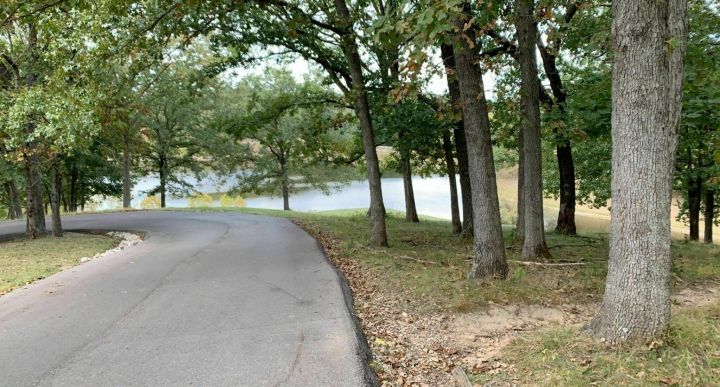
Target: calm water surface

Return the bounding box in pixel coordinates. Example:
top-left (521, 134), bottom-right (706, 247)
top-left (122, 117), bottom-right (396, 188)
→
top-left (124, 174), bottom-right (463, 220)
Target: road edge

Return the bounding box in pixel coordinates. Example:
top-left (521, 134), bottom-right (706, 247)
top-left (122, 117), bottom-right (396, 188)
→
top-left (293, 222), bottom-right (378, 387)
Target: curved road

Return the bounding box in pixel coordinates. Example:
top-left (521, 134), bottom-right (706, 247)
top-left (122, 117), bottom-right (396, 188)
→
top-left (0, 211), bottom-right (373, 386)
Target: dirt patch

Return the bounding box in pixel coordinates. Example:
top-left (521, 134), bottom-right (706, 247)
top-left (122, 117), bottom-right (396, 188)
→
top-left (672, 284), bottom-right (720, 309)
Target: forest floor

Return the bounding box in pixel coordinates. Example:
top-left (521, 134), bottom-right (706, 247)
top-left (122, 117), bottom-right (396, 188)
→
top-left (216, 207), bottom-right (720, 386)
top-left (0, 232), bottom-right (119, 295)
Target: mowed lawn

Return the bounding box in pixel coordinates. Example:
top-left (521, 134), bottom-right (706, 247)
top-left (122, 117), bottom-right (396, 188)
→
top-left (0, 232), bottom-right (118, 295)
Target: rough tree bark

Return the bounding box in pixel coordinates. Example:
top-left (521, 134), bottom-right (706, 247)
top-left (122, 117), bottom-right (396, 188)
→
top-left (23, 151), bottom-right (46, 238)
top-left (515, 0), bottom-right (550, 259)
top-left (704, 189), bottom-right (714, 243)
top-left (334, 0), bottom-right (388, 247)
top-left (585, 0), bottom-right (687, 343)
top-left (440, 44), bottom-right (473, 237)
top-left (451, 2), bottom-right (507, 279)
top-left (122, 133), bottom-right (132, 208)
top-left (50, 156), bottom-right (63, 237)
top-left (442, 128), bottom-right (462, 234)
top-left (515, 94), bottom-right (526, 245)
top-left (687, 177), bottom-right (701, 241)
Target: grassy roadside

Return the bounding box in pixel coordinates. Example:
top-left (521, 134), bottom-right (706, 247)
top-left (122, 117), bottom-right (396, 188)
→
top-left (183, 206), bottom-right (720, 385)
top-left (0, 232), bottom-right (118, 295)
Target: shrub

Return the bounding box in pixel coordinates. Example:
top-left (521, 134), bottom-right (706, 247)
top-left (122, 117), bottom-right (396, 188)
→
top-left (140, 195), bottom-right (161, 209)
top-left (219, 194), bottom-right (246, 208)
top-left (188, 193), bottom-right (214, 207)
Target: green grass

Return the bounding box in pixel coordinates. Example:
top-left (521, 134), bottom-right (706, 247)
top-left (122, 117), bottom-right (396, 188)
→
top-left (474, 304), bottom-right (720, 385)
top-left (166, 206), bottom-right (720, 313)
top-left (0, 232), bottom-right (118, 294)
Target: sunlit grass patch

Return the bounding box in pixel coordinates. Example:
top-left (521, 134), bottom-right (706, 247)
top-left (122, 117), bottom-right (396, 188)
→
top-left (0, 232), bottom-right (118, 294)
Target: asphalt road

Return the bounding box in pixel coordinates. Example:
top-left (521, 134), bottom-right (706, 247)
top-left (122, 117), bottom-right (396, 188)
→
top-left (0, 211), bottom-right (373, 386)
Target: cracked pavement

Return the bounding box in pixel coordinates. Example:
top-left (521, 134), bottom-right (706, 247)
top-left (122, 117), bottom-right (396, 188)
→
top-left (0, 211), bottom-right (372, 386)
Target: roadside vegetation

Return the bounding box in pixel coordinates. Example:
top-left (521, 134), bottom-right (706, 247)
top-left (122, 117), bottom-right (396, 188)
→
top-left (177, 206), bottom-right (720, 384)
top-left (0, 233), bottom-right (118, 295)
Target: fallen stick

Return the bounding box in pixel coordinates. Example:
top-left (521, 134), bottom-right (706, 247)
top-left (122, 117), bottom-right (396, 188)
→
top-left (393, 255), bottom-right (438, 265)
top-left (509, 260), bottom-right (588, 267)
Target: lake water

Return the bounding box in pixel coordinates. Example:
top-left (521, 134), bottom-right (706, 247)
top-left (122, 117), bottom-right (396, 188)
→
top-left (121, 174), bottom-right (465, 221)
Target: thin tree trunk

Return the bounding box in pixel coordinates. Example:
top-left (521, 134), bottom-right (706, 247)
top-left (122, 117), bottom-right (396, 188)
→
top-left (4, 183), bottom-right (14, 219)
top-left (122, 133), bottom-right (132, 208)
top-left (537, 28), bottom-right (577, 236)
top-left (69, 163), bottom-right (78, 212)
top-left (159, 161), bottom-right (166, 209)
top-left (585, 0), bottom-right (687, 343)
top-left (401, 152), bottom-right (419, 222)
top-left (451, 2), bottom-right (507, 279)
top-left (515, 0), bottom-right (550, 260)
top-left (442, 128), bottom-right (462, 234)
top-left (687, 177), bottom-right (701, 241)
top-left (280, 159), bottom-right (290, 211)
top-left (704, 189), bottom-right (714, 243)
top-left (6, 180), bottom-right (22, 219)
top-left (334, 0), bottom-right (388, 247)
top-left (441, 44), bottom-right (473, 238)
top-left (515, 119), bottom-right (525, 244)
top-left (555, 141), bottom-right (577, 234)
top-left (50, 156), bottom-right (63, 237)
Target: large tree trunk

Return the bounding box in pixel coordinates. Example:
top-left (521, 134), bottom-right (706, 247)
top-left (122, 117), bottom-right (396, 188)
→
top-left (451, 2), bottom-right (507, 279)
top-left (687, 177), bottom-right (701, 241)
top-left (515, 104), bottom-right (526, 244)
top-left (23, 151), bottom-right (45, 238)
top-left (516, 0), bottom-right (550, 260)
top-left (280, 159), bottom-right (290, 211)
top-left (50, 156), bottom-right (63, 237)
top-left (585, 0), bottom-right (686, 343)
top-left (400, 152), bottom-right (419, 222)
top-left (334, 0), bottom-right (388, 247)
top-left (442, 128), bottom-right (462, 234)
top-left (122, 133), bottom-right (132, 208)
top-left (441, 44), bottom-right (473, 238)
top-left (555, 140), bottom-right (577, 234)
top-left (704, 189), bottom-right (714, 243)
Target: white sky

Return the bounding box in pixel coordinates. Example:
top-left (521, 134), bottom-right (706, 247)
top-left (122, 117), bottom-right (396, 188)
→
top-left (223, 52), bottom-right (498, 100)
